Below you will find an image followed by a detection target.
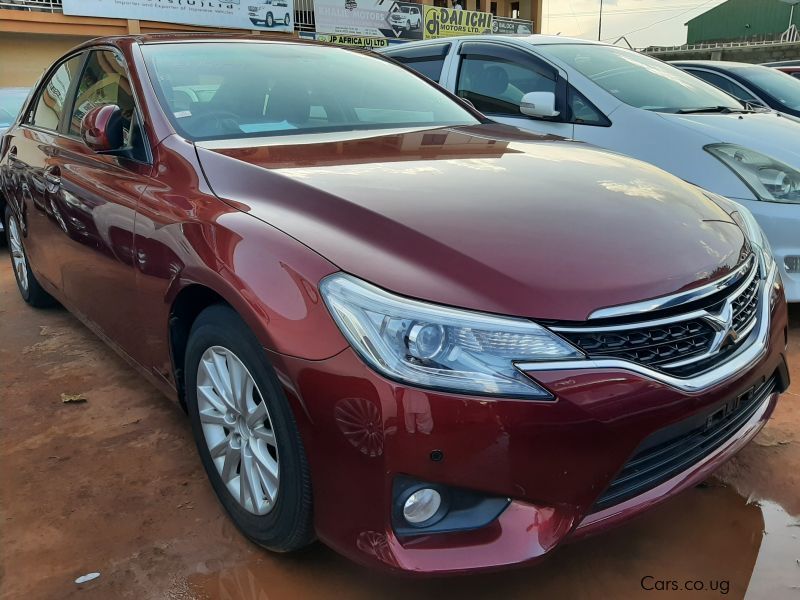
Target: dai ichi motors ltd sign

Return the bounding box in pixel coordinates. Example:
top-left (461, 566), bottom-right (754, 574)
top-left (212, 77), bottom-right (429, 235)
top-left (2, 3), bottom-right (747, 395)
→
top-left (423, 6), bottom-right (493, 38)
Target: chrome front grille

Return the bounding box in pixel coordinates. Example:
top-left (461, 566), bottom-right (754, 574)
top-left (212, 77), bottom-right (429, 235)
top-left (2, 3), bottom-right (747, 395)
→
top-left (562, 319), bottom-right (716, 369)
top-left (730, 273), bottom-right (759, 334)
top-left (554, 256), bottom-right (762, 378)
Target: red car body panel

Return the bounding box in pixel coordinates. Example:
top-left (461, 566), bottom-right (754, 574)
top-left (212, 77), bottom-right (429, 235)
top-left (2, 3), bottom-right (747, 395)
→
top-left (264, 297), bottom-right (786, 573)
top-left (196, 127), bottom-right (747, 322)
top-left (775, 66), bottom-right (800, 78)
top-left (0, 34), bottom-right (790, 575)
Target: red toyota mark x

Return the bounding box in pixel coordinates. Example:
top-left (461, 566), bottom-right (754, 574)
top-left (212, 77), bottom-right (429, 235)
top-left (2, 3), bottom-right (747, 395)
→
top-left (0, 36), bottom-right (790, 574)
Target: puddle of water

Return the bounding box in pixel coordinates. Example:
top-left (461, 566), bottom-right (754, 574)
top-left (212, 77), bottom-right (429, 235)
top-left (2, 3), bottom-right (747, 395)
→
top-left (186, 483), bottom-right (799, 600)
top-left (745, 500), bottom-right (800, 599)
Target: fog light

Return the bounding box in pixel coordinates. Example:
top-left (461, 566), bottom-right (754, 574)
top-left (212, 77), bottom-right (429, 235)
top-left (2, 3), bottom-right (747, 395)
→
top-left (403, 488), bottom-right (442, 524)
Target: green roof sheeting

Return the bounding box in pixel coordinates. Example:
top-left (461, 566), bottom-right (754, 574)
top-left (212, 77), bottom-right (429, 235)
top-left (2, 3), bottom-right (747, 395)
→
top-left (686, 0), bottom-right (799, 44)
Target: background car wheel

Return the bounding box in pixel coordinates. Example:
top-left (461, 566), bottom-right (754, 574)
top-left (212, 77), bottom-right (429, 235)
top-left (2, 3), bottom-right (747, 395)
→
top-left (266, 13), bottom-right (274, 27)
top-left (284, 14), bottom-right (290, 25)
top-left (5, 207), bottom-right (55, 308)
top-left (185, 304), bottom-right (315, 552)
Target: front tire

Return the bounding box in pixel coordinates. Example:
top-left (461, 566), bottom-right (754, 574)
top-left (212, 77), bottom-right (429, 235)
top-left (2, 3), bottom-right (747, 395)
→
top-left (284, 13), bottom-right (290, 25)
top-left (185, 304), bottom-right (314, 552)
top-left (5, 206), bottom-right (55, 308)
top-left (266, 12), bottom-right (274, 27)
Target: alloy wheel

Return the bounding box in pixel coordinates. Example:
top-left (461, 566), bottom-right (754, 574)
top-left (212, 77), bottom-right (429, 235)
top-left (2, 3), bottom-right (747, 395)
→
top-left (8, 216), bottom-right (28, 293)
top-left (197, 346), bottom-right (280, 515)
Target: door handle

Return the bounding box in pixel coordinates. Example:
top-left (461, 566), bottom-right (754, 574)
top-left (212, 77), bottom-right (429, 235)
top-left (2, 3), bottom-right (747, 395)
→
top-left (44, 167), bottom-right (61, 192)
top-left (8, 146), bottom-right (23, 166)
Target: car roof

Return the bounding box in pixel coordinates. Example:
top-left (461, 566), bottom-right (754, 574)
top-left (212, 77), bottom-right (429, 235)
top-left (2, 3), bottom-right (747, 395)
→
top-left (480, 34), bottom-right (606, 46)
top-left (384, 34), bottom-right (609, 48)
top-left (71, 32), bottom-right (330, 52)
top-left (762, 59), bottom-right (800, 67)
top-left (670, 60), bottom-right (758, 69)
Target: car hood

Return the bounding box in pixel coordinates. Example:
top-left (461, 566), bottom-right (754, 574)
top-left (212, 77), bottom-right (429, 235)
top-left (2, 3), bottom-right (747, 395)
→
top-left (657, 111), bottom-right (800, 167)
top-left (195, 124), bottom-right (747, 321)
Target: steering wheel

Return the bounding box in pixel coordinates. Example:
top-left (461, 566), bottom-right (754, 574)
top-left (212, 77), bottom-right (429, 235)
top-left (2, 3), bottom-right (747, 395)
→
top-left (188, 109), bottom-right (241, 134)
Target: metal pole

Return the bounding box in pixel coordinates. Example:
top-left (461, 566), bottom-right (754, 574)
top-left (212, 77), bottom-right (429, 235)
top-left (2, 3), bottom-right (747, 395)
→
top-left (598, 0), bottom-right (604, 40)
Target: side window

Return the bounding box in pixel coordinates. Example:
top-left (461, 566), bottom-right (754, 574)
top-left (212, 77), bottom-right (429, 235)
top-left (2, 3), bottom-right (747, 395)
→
top-left (69, 51), bottom-right (135, 136)
top-left (456, 55), bottom-right (556, 116)
top-left (688, 70), bottom-right (757, 102)
top-left (384, 44), bottom-right (450, 83)
top-left (68, 50), bottom-right (147, 162)
top-left (567, 86), bottom-right (609, 126)
top-left (29, 55), bottom-right (83, 131)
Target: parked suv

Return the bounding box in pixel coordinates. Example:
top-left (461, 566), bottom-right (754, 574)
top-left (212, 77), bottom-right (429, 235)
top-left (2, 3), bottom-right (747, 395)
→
top-left (389, 5), bottom-right (422, 31)
top-left (248, 0), bottom-right (291, 27)
top-left (380, 36), bottom-right (800, 302)
top-left (0, 35), bottom-right (790, 574)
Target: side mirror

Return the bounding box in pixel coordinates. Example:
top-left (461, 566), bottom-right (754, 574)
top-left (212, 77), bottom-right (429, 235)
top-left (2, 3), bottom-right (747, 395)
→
top-left (520, 92), bottom-right (560, 118)
top-left (81, 104), bottom-right (124, 152)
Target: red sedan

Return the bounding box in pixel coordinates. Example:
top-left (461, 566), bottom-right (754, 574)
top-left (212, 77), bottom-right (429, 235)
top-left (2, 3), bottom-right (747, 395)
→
top-left (0, 35), bottom-right (790, 574)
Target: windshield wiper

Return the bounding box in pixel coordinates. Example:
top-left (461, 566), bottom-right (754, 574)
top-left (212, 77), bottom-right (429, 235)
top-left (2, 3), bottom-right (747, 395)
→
top-left (675, 106), bottom-right (747, 114)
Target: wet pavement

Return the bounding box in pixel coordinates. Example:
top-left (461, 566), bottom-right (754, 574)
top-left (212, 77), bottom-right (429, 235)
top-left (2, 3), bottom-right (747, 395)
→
top-left (0, 248), bottom-right (798, 599)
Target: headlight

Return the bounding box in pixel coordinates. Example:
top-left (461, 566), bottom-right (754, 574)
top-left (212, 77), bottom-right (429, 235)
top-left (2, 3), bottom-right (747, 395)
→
top-left (705, 144), bottom-right (800, 204)
top-left (320, 274), bottom-right (583, 399)
top-left (728, 202), bottom-right (776, 275)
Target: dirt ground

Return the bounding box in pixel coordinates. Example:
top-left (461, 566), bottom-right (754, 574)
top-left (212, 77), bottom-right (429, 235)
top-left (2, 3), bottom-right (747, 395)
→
top-left (1, 248), bottom-right (798, 600)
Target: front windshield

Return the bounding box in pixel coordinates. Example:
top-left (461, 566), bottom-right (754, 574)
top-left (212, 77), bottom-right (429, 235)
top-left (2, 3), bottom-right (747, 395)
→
top-left (731, 66), bottom-right (800, 111)
top-left (0, 88), bottom-right (30, 128)
top-left (141, 42), bottom-right (479, 142)
top-left (538, 44), bottom-right (742, 113)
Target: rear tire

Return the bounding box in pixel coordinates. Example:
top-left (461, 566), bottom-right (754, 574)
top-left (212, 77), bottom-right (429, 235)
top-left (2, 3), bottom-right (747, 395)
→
top-left (5, 206), bottom-right (55, 308)
top-left (185, 304), bottom-right (315, 552)
top-left (266, 12), bottom-right (274, 27)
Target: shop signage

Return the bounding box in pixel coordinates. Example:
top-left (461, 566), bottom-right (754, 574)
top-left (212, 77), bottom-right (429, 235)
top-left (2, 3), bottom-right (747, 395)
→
top-left (422, 6), bottom-right (492, 39)
top-left (299, 32), bottom-right (407, 48)
top-left (491, 16), bottom-right (534, 35)
top-left (62, 0), bottom-right (294, 33)
top-left (314, 0), bottom-right (424, 40)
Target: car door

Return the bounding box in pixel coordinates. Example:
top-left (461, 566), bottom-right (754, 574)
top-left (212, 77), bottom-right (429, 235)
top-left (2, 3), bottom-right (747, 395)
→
top-left (8, 53), bottom-right (85, 291)
top-left (45, 48), bottom-right (153, 351)
top-left (450, 41), bottom-right (575, 138)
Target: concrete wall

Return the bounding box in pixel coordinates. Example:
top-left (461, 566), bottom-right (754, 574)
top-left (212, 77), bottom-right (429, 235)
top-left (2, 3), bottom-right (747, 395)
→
top-left (645, 41), bottom-right (800, 64)
top-left (0, 32), bottom-right (91, 87)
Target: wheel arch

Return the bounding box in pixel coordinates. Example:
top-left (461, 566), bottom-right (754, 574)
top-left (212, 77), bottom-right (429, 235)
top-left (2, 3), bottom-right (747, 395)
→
top-left (168, 283), bottom-right (231, 410)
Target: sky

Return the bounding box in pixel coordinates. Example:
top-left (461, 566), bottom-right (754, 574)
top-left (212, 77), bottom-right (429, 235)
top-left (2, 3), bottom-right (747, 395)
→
top-left (540, 0), bottom-right (731, 48)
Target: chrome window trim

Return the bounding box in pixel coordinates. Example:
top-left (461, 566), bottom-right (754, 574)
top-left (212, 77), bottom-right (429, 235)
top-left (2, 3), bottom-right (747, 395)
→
top-left (588, 255), bottom-right (754, 320)
top-left (517, 264), bottom-right (776, 394)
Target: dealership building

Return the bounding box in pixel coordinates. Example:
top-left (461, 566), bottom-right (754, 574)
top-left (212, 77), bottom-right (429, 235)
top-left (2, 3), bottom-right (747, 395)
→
top-left (0, 0), bottom-right (543, 88)
top-left (686, 0), bottom-right (800, 44)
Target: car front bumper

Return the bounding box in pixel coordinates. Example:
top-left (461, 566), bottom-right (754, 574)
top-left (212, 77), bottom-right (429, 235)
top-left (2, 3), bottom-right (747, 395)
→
top-left (266, 282), bottom-right (790, 575)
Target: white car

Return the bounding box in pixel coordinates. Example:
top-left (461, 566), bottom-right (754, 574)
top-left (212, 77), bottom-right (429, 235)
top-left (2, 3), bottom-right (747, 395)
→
top-left (388, 5), bottom-right (422, 31)
top-left (248, 0), bottom-right (291, 27)
top-left (381, 36), bottom-right (800, 301)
